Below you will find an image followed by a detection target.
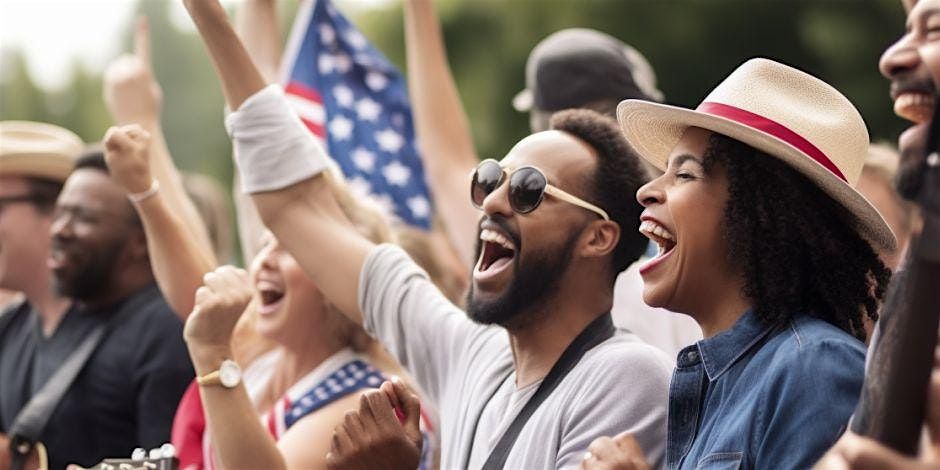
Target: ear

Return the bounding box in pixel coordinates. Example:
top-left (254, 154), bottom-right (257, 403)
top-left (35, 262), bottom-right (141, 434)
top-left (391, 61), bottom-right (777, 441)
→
top-left (127, 227), bottom-right (149, 263)
top-left (578, 219), bottom-right (620, 260)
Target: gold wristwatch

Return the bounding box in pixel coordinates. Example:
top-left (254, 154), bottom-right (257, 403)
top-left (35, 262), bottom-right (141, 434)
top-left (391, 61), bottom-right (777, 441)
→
top-left (197, 359), bottom-right (242, 388)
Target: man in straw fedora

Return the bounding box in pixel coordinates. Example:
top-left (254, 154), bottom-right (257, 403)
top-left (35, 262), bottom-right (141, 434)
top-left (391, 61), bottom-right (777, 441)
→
top-left (0, 121), bottom-right (82, 469)
top-left (580, 58), bottom-right (896, 470)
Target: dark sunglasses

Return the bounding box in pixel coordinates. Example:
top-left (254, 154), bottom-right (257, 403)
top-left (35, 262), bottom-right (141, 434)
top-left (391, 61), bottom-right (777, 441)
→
top-left (470, 159), bottom-right (609, 220)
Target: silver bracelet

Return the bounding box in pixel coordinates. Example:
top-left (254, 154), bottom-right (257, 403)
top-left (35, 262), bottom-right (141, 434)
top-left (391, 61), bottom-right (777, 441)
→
top-left (127, 180), bottom-right (160, 203)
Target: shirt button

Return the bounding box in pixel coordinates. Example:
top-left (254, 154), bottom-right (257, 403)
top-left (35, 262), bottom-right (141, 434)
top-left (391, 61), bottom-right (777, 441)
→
top-left (686, 350), bottom-right (699, 363)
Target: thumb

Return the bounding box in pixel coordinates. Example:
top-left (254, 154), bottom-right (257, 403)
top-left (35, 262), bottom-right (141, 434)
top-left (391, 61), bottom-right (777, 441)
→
top-left (103, 126), bottom-right (129, 153)
top-left (391, 377), bottom-right (422, 432)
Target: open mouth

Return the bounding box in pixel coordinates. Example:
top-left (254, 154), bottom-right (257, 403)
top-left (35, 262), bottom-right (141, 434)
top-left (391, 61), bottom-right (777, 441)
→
top-left (47, 246), bottom-right (73, 272)
top-left (894, 91), bottom-right (936, 124)
top-left (256, 282), bottom-right (286, 315)
top-left (638, 219), bottom-right (676, 275)
top-left (475, 228), bottom-right (516, 281)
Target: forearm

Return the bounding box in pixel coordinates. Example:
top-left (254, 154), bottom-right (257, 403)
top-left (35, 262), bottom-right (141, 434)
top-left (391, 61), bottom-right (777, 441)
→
top-left (184, 0), bottom-right (268, 110)
top-left (134, 192), bottom-right (216, 319)
top-left (235, 0), bottom-right (281, 82)
top-left (189, 345), bottom-right (286, 470)
top-left (232, 0), bottom-right (282, 262)
top-left (404, 0), bottom-right (480, 265)
top-left (251, 174), bottom-right (372, 322)
top-left (142, 124), bottom-right (217, 265)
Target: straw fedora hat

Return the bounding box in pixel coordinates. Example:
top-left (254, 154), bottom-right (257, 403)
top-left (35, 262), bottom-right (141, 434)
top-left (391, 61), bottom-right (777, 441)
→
top-left (0, 120), bottom-right (83, 183)
top-left (617, 58), bottom-right (896, 251)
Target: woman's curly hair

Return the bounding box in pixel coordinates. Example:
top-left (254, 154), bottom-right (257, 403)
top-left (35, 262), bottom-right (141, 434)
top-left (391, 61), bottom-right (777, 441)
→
top-left (703, 133), bottom-right (891, 341)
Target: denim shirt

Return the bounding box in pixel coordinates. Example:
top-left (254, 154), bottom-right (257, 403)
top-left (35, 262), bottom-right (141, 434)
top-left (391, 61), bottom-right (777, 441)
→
top-left (667, 310), bottom-right (865, 469)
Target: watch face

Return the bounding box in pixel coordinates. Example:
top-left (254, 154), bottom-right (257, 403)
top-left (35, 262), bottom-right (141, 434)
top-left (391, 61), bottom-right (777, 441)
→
top-left (219, 360), bottom-right (241, 388)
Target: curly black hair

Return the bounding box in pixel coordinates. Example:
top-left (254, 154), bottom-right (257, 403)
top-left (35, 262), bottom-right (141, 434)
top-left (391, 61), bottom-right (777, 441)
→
top-left (704, 133), bottom-right (891, 341)
top-left (549, 109), bottom-right (651, 277)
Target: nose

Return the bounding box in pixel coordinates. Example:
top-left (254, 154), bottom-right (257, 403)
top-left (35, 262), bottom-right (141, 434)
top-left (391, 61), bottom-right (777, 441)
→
top-left (257, 241), bottom-right (281, 271)
top-left (480, 176), bottom-right (514, 219)
top-left (636, 174), bottom-right (666, 207)
top-left (879, 33), bottom-right (920, 80)
top-left (50, 208), bottom-right (74, 241)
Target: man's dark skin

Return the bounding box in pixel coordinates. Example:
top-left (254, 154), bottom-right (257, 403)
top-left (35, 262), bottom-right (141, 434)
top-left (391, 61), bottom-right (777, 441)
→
top-left (325, 379), bottom-right (424, 470)
top-left (49, 167), bottom-right (154, 308)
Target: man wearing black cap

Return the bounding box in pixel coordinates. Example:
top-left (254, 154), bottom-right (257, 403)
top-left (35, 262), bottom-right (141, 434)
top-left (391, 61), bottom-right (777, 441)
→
top-left (511, 28), bottom-right (664, 132)
top-left (402, 0), bottom-right (700, 359)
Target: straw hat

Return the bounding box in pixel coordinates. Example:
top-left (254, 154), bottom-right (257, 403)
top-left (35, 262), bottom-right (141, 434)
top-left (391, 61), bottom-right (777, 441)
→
top-left (0, 121), bottom-right (83, 183)
top-left (617, 58), bottom-right (896, 251)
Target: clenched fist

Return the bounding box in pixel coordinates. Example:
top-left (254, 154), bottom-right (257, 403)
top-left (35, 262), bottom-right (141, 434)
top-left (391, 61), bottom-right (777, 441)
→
top-left (184, 266), bottom-right (253, 350)
top-left (580, 432), bottom-right (650, 470)
top-left (326, 378), bottom-right (424, 470)
top-left (103, 124), bottom-right (153, 194)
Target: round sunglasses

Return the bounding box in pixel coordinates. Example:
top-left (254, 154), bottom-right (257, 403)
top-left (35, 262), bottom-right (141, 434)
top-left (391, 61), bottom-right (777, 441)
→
top-left (470, 159), bottom-right (610, 220)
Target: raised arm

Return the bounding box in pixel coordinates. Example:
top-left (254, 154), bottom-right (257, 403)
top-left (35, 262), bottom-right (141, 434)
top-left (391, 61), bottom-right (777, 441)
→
top-left (404, 0), bottom-right (481, 265)
top-left (103, 17), bottom-right (216, 264)
top-left (103, 125), bottom-right (214, 317)
top-left (232, 0), bottom-right (283, 262)
top-left (183, 0), bottom-right (371, 320)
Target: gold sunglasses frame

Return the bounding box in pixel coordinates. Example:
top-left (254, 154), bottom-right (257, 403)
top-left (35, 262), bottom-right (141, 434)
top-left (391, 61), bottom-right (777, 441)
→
top-left (470, 159), bottom-right (610, 221)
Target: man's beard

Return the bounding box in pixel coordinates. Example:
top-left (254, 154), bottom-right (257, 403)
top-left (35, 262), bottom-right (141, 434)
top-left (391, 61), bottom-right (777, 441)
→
top-left (52, 239), bottom-right (124, 301)
top-left (465, 229), bottom-right (579, 328)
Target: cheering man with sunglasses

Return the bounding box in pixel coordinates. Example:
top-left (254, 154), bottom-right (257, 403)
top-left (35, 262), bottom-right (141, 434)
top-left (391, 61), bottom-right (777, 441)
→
top-left (184, 1), bottom-right (671, 468)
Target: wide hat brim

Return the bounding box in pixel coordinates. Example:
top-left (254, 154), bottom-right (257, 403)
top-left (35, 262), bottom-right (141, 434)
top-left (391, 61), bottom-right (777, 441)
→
top-left (617, 99), bottom-right (897, 252)
top-left (0, 153), bottom-right (76, 182)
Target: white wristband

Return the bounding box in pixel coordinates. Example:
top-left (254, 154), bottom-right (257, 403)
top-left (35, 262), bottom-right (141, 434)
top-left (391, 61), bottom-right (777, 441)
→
top-left (225, 84), bottom-right (331, 194)
top-left (127, 180), bottom-right (160, 203)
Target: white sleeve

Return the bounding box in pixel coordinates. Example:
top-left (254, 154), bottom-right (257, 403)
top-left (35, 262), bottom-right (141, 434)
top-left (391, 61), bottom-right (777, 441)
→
top-left (224, 84), bottom-right (331, 194)
top-left (358, 244), bottom-right (496, 404)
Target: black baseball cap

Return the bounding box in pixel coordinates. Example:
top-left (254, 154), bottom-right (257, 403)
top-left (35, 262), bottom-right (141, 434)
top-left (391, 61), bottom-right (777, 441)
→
top-left (513, 28), bottom-right (663, 113)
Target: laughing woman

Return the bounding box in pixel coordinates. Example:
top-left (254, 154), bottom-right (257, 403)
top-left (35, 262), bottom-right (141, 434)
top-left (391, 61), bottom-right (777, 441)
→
top-left (581, 59), bottom-right (894, 470)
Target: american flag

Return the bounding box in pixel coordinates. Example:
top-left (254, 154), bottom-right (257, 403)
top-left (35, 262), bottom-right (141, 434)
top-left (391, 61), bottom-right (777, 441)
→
top-left (280, 0), bottom-right (433, 229)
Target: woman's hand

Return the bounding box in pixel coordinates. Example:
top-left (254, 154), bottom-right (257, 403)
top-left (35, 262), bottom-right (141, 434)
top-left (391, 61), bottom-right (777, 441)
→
top-left (184, 266), bottom-right (252, 351)
top-left (580, 432), bottom-right (650, 470)
top-left (103, 124), bottom-right (154, 194)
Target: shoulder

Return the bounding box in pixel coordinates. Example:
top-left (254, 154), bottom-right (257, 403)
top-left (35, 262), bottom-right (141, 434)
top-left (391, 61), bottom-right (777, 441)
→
top-left (567, 333), bottom-right (672, 402)
top-left (754, 316), bottom-right (865, 413)
top-left (277, 392), bottom-right (361, 467)
top-left (762, 315), bottom-right (866, 374)
top-left (362, 244), bottom-right (428, 281)
top-left (580, 332), bottom-right (674, 378)
top-left (118, 287), bottom-right (183, 330)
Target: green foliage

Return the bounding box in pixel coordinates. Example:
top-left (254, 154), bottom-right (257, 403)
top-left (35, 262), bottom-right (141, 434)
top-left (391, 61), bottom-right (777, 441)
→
top-left (0, 0), bottom-right (910, 193)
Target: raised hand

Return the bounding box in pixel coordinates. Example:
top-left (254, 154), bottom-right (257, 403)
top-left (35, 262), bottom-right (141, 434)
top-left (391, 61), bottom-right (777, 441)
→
top-left (103, 17), bottom-right (162, 127)
top-left (326, 378), bottom-right (424, 470)
top-left (580, 432), bottom-right (650, 470)
top-left (103, 124), bottom-right (153, 195)
top-left (184, 266), bottom-right (252, 350)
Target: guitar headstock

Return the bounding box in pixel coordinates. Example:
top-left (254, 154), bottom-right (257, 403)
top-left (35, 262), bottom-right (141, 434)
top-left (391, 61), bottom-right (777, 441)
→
top-left (79, 444), bottom-right (178, 470)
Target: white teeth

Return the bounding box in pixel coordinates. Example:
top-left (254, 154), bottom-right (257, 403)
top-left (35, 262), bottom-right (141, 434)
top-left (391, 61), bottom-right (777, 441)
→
top-left (638, 220), bottom-right (675, 242)
top-left (895, 92), bottom-right (936, 123)
top-left (480, 229), bottom-right (515, 251)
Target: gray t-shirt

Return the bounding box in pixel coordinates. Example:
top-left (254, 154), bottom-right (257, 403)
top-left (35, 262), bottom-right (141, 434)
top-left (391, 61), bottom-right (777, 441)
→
top-left (359, 245), bottom-right (672, 469)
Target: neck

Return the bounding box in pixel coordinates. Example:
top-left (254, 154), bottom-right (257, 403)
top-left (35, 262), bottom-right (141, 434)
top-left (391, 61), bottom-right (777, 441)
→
top-left (82, 266), bottom-right (153, 310)
top-left (506, 271), bottom-right (612, 388)
top-left (21, 270), bottom-right (72, 337)
top-left (690, 283), bottom-right (751, 339)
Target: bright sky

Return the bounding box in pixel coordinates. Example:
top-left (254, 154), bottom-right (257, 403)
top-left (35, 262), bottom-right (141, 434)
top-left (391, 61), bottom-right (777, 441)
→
top-left (0, 0), bottom-right (392, 91)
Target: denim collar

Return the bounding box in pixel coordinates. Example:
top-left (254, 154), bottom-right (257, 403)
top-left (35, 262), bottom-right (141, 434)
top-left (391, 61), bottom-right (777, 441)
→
top-left (695, 309), bottom-right (780, 381)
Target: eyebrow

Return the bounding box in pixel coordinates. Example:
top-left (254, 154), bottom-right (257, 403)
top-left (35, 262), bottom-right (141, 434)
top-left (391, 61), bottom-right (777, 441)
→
top-left (908, 7), bottom-right (940, 29)
top-left (668, 154), bottom-right (704, 168)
